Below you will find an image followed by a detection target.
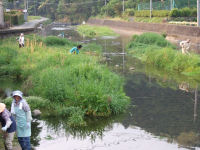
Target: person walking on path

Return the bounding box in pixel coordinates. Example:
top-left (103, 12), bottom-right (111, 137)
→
top-left (69, 45), bottom-right (82, 54)
top-left (18, 33), bottom-right (25, 48)
top-left (11, 90), bottom-right (32, 150)
top-left (0, 103), bottom-right (16, 150)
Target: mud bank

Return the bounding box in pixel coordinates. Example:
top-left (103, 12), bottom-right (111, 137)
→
top-left (87, 18), bottom-right (200, 53)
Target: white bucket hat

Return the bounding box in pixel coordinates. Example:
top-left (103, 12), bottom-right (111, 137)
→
top-left (12, 90), bottom-right (23, 98)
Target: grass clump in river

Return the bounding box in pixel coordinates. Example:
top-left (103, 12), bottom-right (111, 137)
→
top-left (77, 24), bottom-right (118, 38)
top-left (1, 35), bottom-right (129, 126)
top-left (127, 32), bottom-right (200, 79)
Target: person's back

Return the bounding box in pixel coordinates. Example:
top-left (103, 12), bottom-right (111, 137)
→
top-left (0, 103), bottom-right (16, 150)
top-left (69, 45), bottom-right (82, 54)
top-left (70, 47), bottom-right (78, 54)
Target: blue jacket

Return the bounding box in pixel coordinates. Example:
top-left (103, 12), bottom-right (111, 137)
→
top-left (70, 47), bottom-right (79, 54)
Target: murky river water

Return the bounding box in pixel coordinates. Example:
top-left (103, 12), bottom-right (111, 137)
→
top-left (1, 24), bottom-right (200, 150)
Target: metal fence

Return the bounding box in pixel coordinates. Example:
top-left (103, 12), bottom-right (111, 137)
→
top-left (138, 0), bottom-right (197, 10)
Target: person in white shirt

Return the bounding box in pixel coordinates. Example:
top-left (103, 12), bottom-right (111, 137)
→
top-left (19, 33), bottom-right (25, 48)
top-left (180, 39), bottom-right (190, 55)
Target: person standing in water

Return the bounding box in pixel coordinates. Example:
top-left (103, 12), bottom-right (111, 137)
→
top-left (69, 45), bottom-right (82, 54)
top-left (11, 90), bottom-right (32, 150)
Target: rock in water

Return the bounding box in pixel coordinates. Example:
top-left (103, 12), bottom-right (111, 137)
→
top-left (33, 109), bottom-right (42, 117)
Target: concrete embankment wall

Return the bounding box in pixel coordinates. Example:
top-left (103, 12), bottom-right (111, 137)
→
top-left (87, 18), bottom-right (200, 37)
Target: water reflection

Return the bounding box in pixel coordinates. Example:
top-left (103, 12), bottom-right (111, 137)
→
top-left (194, 86), bottom-right (198, 123)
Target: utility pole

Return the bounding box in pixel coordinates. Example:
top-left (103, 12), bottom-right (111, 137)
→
top-left (34, 0), bottom-right (36, 16)
top-left (123, 0), bottom-right (125, 14)
top-left (198, 0), bottom-right (200, 27)
top-left (0, 0), bottom-right (4, 27)
top-left (170, 0), bottom-right (173, 10)
top-left (150, 0), bottom-right (152, 18)
top-left (24, 0), bottom-right (27, 21)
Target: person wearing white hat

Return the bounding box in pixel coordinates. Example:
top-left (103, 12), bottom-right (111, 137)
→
top-left (0, 103), bottom-right (16, 150)
top-left (11, 90), bottom-right (32, 150)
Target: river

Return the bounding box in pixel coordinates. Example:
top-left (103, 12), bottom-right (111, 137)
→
top-left (1, 23), bottom-right (200, 150)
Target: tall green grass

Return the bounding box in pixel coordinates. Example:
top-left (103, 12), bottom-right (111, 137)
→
top-left (127, 32), bottom-right (200, 78)
top-left (43, 36), bottom-right (74, 46)
top-left (1, 35), bottom-right (130, 126)
top-left (77, 24), bottom-right (119, 37)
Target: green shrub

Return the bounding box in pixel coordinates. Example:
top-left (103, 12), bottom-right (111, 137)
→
top-left (135, 10), bottom-right (169, 17)
top-left (124, 8), bottom-right (135, 16)
top-left (30, 55), bottom-right (129, 117)
top-left (4, 11), bottom-right (24, 25)
top-left (169, 8), bottom-right (197, 17)
top-left (129, 32), bottom-right (174, 48)
top-left (181, 7), bottom-right (191, 17)
top-left (169, 8), bottom-right (181, 17)
top-left (135, 10), bottom-right (150, 17)
top-left (43, 36), bottom-right (71, 46)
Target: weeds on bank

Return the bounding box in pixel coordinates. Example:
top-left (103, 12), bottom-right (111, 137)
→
top-left (127, 32), bottom-right (200, 79)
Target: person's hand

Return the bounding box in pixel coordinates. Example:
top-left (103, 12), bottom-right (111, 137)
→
top-left (1, 126), bottom-right (7, 132)
top-left (26, 122), bottom-right (31, 128)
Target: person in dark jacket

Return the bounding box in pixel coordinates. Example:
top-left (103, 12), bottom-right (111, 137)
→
top-left (0, 103), bottom-right (16, 150)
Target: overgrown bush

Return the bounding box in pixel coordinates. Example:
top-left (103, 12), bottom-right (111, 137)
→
top-left (169, 7), bottom-right (197, 17)
top-left (135, 10), bottom-right (169, 17)
top-left (124, 8), bottom-right (135, 16)
top-left (128, 32), bottom-right (174, 48)
top-left (4, 11), bottom-right (24, 25)
top-left (43, 36), bottom-right (72, 46)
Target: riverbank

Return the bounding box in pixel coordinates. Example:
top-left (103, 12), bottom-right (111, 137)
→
top-left (87, 18), bottom-right (200, 53)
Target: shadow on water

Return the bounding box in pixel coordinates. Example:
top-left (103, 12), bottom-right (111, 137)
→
top-left (1, 24), bottom-right (200, 149)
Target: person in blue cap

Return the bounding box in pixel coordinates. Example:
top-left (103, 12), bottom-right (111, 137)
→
top-left (11, 90), bottom-right (32, 150)
top-left (69, 45), bottom-right (82, 54)
top-left (0, 103), bottom-right (16, 150)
